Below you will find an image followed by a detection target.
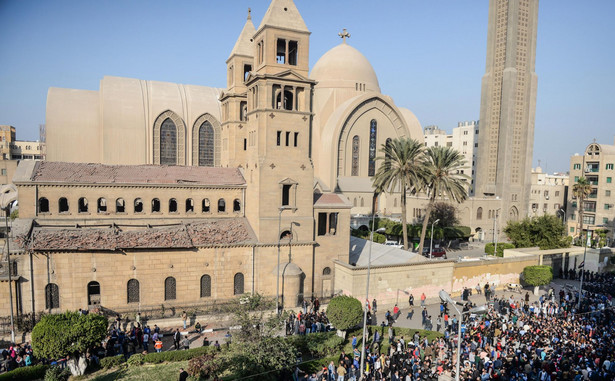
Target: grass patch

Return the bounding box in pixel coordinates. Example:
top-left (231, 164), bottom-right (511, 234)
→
top-left (84, 361), bottom-right (192, 381)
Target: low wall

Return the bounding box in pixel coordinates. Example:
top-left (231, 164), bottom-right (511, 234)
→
top-left (334, 255), bottom-right (539, 308)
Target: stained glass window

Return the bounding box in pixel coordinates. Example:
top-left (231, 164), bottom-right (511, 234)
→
top-left (127, 279), bottom-right (140, 303)
top-left (160, 118), bottom-right (177, 165)
top-left (165, 277), bottom-right (176, 300)
top-left (198, 121), bottom-right (214, 167)
top-left (200, 275), bottom-right (211, 298)
top-left (351, 135), bottom-right (360, 176)
top-left (45, 283), bottom-right (59, 309)
top-left (368, 120), bottom-right (377, 176)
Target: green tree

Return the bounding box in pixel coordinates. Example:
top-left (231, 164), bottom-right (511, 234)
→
top-left (572, 177), bottom-right (592, 241)
top-left (523, 265), bottom-right (553, 287)
top-left (219, 293), bottom-right (297, 379)
top-left (32, 311), bottom-right (108, 376)
top-left (372, 137), bottom-right (426, 250)
top-left (326, 295), bottom-right (363, 333)
top-left (503, 214), bottom-right (570, 249)
top-left (417, 146), bottom-right (469, 256)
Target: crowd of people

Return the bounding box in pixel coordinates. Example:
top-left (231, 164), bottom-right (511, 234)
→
top-left (308, 271), bottom-right (615, 381)
top-left (0, 343), bottom-right (34, 372)
top-left (286, 298), bottom-right (331, 335)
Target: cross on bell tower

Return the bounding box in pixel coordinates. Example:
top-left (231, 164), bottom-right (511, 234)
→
top-left (338, 28), bottom-right (350, 43)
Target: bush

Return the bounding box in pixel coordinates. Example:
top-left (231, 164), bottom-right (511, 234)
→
top-left (142, 346), bottom-right (211, 364)
top-left (327, 295), bottom-right (363, 332)
top-left (0, 364), bottom-right (48, 381)
top-left (523, 265), bottom-right (553, 287)
top-left (100, 354), bottom-right (125, 369)
top-left (187, 353), bottom-right (219, 379)
top-left (127, 353), bottom-right (144, 367)
top-left (443, 226), bottom-right (472, 239)
top-left (43, 366), bottom-right (70, 381)
top-left (485, 242), bottom-right (515, 257)
top-left (350, 229), bottom-right (386, 243)
top-left (299, 355), bottom-right (338, 374)
top-left (304, 332), bottom-right (344, 357)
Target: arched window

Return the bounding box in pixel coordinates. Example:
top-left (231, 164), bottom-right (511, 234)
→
top-left (169, 198), bottom-right (178, 213)
top-left (202, 198), bottom-right (210, 213)
top-left (58, 197), bottom-right (69, 213)
top-left (198, 121), bottom-right (215, 167)
top-left (360, 198), bottom-right (364, 207)
top-left (353, 198), bottom-right (357, 207)
top-left (200, 275), bottom-right (211, 298)
top-left (351, 135), bottom-right (360, 176)
top-left (476, 207), bottom-right (483, 220)
top-left (38, 197), bottom-right (49, 213)
top-left (368, 119), bottom-right (377, 176)
top-left (45, 283), bottom-right (59, 309)
top-left (233, 199), bottom-right (241, 212)
top-left (97, 198), bottom-right (107, 213)
top-left (78, 197), bottom-right (88, 213)
top-left (322, 267), bottom-right (331, 276)
top-left (165, 277), bottom-right (176, 300)
top-left (234, 273), bottom-right (244, 295)
top-left (160, 118), bottom-right (177, 165)
top-left (218, 199), bottom-right (226, 213)
top-left (152, 198), bottom-right (161, 213)
top-left (134, 198), bottom-right (144, 213)
top-left (280, 230), bottom-right (292, 240)
top-left (384, 138), bottom-right (392, 172)
top-left (116, 198), bottom-right (125, 213)
top-left (127, 279), bottom-right (140, 303)
top-left (186, 198), bottom-right (194, 213)
top-left (87, 281), bottom-right (100, 306)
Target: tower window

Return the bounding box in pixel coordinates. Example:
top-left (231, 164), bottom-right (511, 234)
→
top-left (243, 64), bottom-right (252, 82)
top-left (282, 184), bottom-right (291, 206)
top-left (240, 101), bottom-right (247, 122)
top-left (285, 131), bottom-right (290, 146)
top-left (277, 131), bottom-right (281, 146)
top-left (294, 132), bottom-right (299, 147)
top-left (276, 38), bottom-right (286, 64)
top-left (288, 41), bottom-right (298, 65)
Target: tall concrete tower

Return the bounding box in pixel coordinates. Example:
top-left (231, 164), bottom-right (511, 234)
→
top-left (474, 0), bottom-right (539, 221)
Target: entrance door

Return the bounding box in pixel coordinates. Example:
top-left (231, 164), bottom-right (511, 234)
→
top-left (87, 281), bottom-right (101, 306)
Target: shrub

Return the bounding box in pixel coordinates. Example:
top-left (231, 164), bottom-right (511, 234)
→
top-left (187, 353), bottom-right (219, 379)
top-left (142, 346), bottom-right (211, 364)
top-left (299, 355), bottom-right (338, 374)
top-left (100, 354), bottom-right (125, 369)
top-left (304, 332), bottom-right (344, 357)
top-left (327, 295), bottom-right (363, 332)
top-left (0, 364), bottom-right (48, 381)
top-left (443, 226), bottom-right (472, 239)
top-left (127, 353), bottom-right (144, 367)
top-left (43, 366), bottom-right (70, 381)
top-left (523, 265), bottom-right (553, 287)
top-left (485, 242), bottom-right (515, 257)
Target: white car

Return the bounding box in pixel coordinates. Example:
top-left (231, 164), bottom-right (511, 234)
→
top-left (384, 240), bottom-right (403, 248)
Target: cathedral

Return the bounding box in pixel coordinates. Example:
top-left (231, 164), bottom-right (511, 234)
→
top-left (4, 0), bottom-right (424, 316)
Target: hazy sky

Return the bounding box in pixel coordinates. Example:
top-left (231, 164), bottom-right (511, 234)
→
top-left (1, 0), bottom-right (614, 173)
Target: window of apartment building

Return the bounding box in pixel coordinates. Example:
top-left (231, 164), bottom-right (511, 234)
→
top-left (574, 176), bottom-right (579, 182)
top-left (573, 164), bottom-right (581, 170)
top-left (606, 204), bottom-right (611, 210)
top-left (0, 169), bottom-right (5, 176)
top-left (446, 142), bottom-right (452, 147)
top-left (607, 177), bottom-right (612, 183)
top-left (606, 163), bottom-right (613, 170)
top-left (607, 190), bottom-right (611, 197)
top-left (555, 191), bottom-right (560, 197)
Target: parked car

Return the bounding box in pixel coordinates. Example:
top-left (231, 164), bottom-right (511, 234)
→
top-left (384, 240), bottom-right (403, 248)
top-left (422, 246), bottom-right (447, 259)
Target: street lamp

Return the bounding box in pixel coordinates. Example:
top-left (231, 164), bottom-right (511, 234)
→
top-left (430, 219), bottom-right (440, 259)
top-left (493, 208), bottom-right (501, 257)
top-left (276, 206), bottom-right (291, 315)
top-left (439, 290), bottom-right (487, 381)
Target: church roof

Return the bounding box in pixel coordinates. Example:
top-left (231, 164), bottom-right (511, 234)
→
top-left (20, 218), bottom-right (256, 252)
top-left (313, 193), bottom-right (352, 208)
top-left (310, 42), bottom-right (380, 92)
top-left (228, 10), bottom-right (256, 60)
top-left (257, 0), bottom-right (309, 33)
top-left (17, 161), bottom-right (245, 187)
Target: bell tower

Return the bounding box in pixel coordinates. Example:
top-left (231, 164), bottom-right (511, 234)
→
top-left (243, 0), bottom-right (315, 243)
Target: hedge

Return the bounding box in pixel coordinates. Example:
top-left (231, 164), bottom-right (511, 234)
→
top-left (142, 346), bottom-right (212, 364)
top-left (485, 242), bottom-right (515, 257)
top-left (523, 265), bottom-right (553, 287)
top-left (100, 354), bottom-right (125, 369)
top-left (0, 364), bottom-right (48, 381)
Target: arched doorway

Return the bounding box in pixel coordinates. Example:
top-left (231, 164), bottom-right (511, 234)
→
top-left (87, 281), bottom-right (101, 307)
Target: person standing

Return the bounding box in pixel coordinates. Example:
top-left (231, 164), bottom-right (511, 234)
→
top-left (154, 338), bottom-right (163, 353)
top-left (372, 298), bottom-right (377, 313)
top-left (409, 294), bottom-right (414, 308)
top-left (173, 329), bottom-right (181, 350)
top-left (420, 293), bottom-right (426, 307)
top-left (178, 367), bottom-right (189, 381)
top-left (142, 331), bottom-right (150, 352)
top-left (181, 311), bottom-right (188, 329)
top-left (336, 361), bottom-right (346, 381)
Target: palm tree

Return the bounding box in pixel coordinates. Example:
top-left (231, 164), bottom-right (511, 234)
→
top-left (372, 137), bottom-right (426, 250)
top-left (417, 146), bottom-right (470, 256)
top-left (572, 177), bottom-right (592, 243)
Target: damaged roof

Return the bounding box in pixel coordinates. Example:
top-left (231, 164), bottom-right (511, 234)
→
top-left (21, 218), bottom-right (256, 252)
top-left (15, 161), bottom-right (245, 187)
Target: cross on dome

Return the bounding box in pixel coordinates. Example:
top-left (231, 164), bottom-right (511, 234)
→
top-left (338, 28), bottom-right (351, 43)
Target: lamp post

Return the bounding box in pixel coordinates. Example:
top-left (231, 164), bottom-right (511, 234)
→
top-left (430, 219), bottom-right (440, 259)
top-left (360, 192), bottom-right (378, 378)
top-left (276, 206), bottom-right (290, 315)
top-left (578, 229), bottom-right (592, 309)
top-left (439, 290), bottom-right (487, 381)
top-left (493, 208), bottom-right (501, 257)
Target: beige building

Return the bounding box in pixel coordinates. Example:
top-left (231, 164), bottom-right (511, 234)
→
top-left (474, 0), bottom-right (539, 222)
top-left (567, 140), bottom-right (615, 245)
top-left (528, 167), bottom-right (568, 219)
top-left (2, 0), bottom-right (430, 316)
top-left (0, 125), bottom-right (45, 185)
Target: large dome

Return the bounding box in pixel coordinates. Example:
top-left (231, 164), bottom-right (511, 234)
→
top-left (310, 43), bottom-right (380, 92)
